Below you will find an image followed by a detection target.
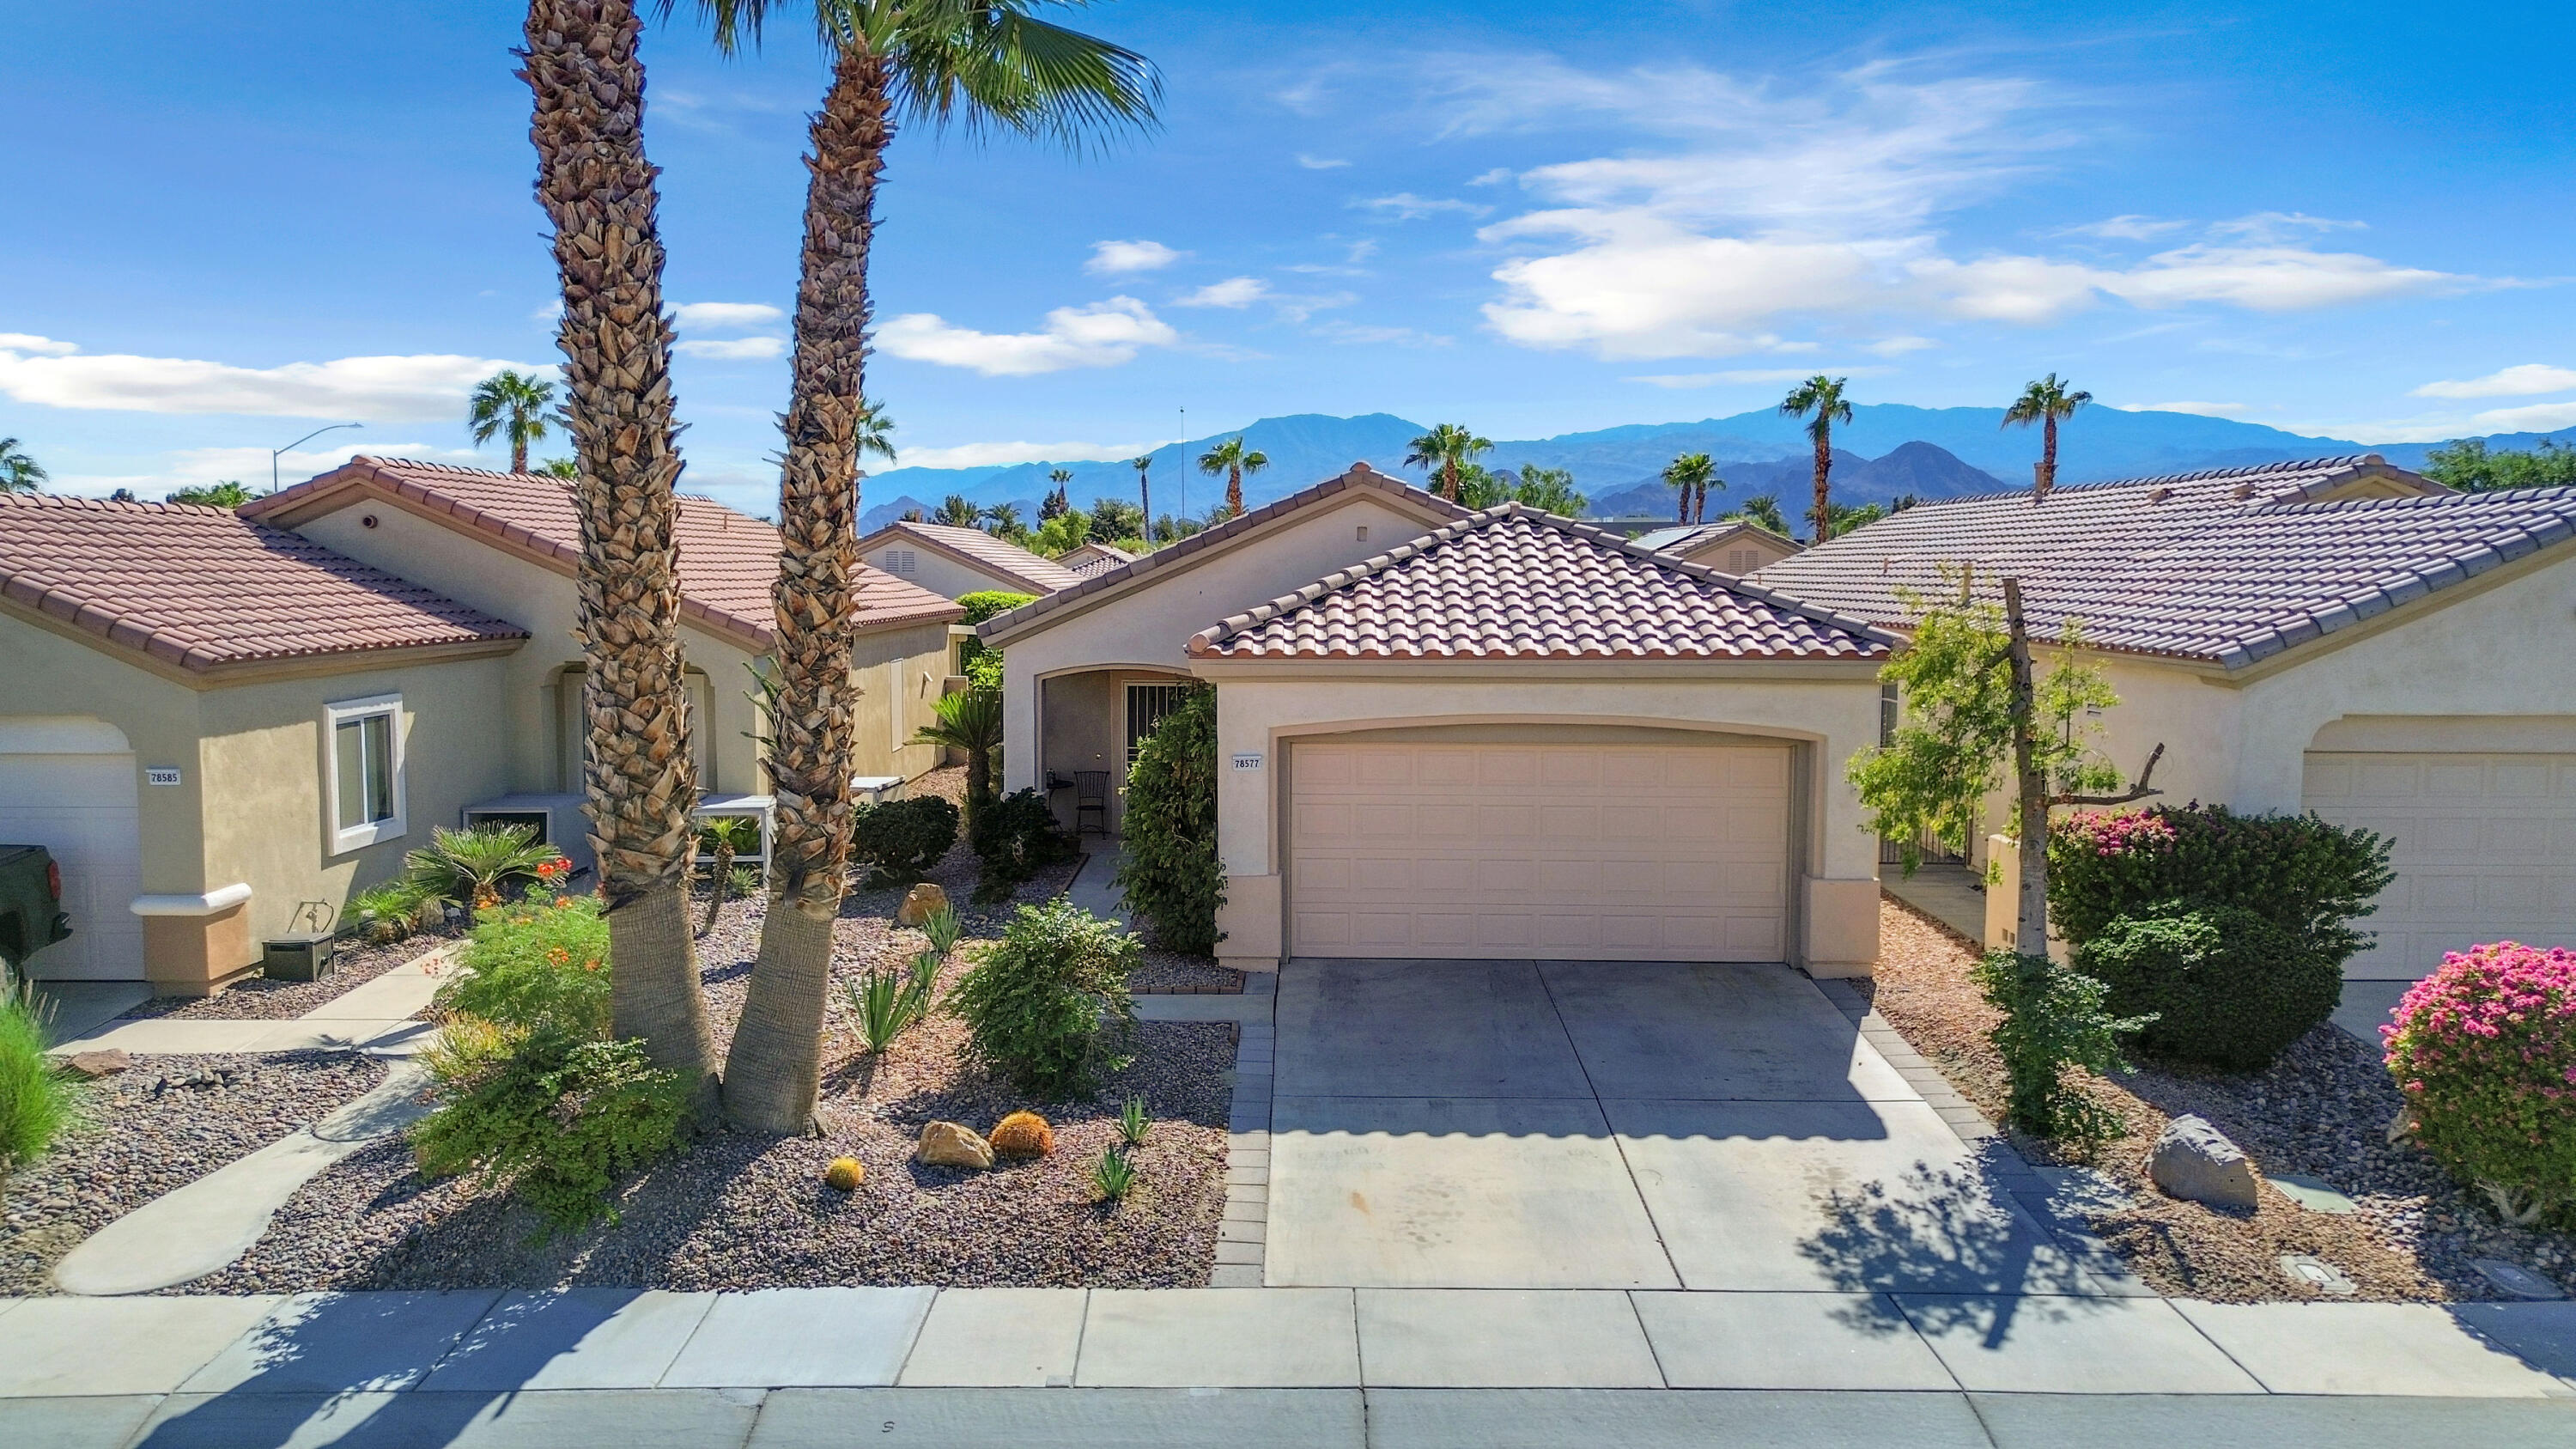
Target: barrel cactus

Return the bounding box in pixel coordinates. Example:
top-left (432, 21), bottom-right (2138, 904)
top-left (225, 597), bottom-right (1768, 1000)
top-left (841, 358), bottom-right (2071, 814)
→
top-left (823, 1156), bottom-right (866, 1191)
top-left (988, 1111), bottom-right (1055, 1159)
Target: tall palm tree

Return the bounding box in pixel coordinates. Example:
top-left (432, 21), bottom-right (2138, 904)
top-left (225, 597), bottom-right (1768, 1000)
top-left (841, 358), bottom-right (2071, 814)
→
top-left (1404, 423), bottom-right (1492, 502)
top-left (854, 399), bottom-right (896, 473)
top-left (1041, 466), bottom-right (1072, 520)
top-left (2002, 373), bottom-right (2091, 503)
top-left (683, 0), bottom-right (1157, 1132)
top-left (980, 499), bottom-right (1024, 534)
top-left (1728, 494), bottom-right (1789, 535)
top-left (1194, 435), bottom-right (1268, 519)
top-left (468, 369), bottom-right (558, 473)
top-left (0, 438), bottom-right (47, 493)
top-left (1779, 375), bottom-right (1854, 544)
top-left (1131, 454), bottom-right (1154, 539)
top-left (934, 493), bottom-right (981, 526)
top-left (1662, 452), bottom-right (1718, 524)
top-left (524, 0), bottom-right (719, 1104)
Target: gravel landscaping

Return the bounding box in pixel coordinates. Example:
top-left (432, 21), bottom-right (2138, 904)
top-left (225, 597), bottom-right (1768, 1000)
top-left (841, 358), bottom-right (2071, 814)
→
top-left (117, 932), bottom-right (460, 1022)
top-left (0, 1051), bottom-right (390, 1294)
top-left (1868, 895), bottom-right (2576, 1303)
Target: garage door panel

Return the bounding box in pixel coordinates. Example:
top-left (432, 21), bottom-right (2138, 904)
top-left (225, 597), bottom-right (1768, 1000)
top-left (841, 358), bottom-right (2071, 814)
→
top-left (1537, 803), bottom-right (1598, 838)
top-left (0, 745), bottom-right (146, 982)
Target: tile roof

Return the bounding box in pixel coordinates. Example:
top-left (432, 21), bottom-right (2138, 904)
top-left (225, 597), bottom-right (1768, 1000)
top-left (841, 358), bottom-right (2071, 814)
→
top-left (1059, 542), bottom-right (1136, 580)
top-left (1188, 503), bottom-right (1894, 662)
top-left (980, 462), bottom-right (1473, 644)
top-left (1633, 519), bottom-right (1800, 562)
top-left (246, 458), bottom-right (963, 646)
top-left (1748, 457), bottom-right (2576, 668)
top-left (860, 520), bottom-right (1081, 594)
top-left (0, 492), bottom-right (526, 673)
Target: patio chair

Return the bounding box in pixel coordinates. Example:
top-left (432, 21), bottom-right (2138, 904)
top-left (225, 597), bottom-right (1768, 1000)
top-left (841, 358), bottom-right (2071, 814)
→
top-left (1073, 770), bottom-right (1110, 835)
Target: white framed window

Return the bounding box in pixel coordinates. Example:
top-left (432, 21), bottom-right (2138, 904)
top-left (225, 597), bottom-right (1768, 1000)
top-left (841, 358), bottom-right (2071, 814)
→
top-left (325, 693), bottom-right (406, 854)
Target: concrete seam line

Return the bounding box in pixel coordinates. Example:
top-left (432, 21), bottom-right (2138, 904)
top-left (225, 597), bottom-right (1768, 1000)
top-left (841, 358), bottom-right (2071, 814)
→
top-left (1624, 1289), bottom-right (1676, 1390)
top-left (1529, 959), bottom-right (1684, 1288)
top-left (888, 1287), bottom-right (936, 1386)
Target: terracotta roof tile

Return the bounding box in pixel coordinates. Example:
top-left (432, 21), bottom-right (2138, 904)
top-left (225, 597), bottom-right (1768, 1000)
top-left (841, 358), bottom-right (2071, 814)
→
top-left (246, 458), bottom-right (963, 646)
top-left (860, 520), bottom-right (1080, 594)
top-left (1060, 542), bottom-right (1136, 580)
top-left (1188, 503), bottom-right (1893, 661)
top-left (0, 492), bottom-right (526, 672)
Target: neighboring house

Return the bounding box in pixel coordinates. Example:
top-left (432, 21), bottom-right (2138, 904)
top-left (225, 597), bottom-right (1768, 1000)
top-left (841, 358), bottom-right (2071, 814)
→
top-left (981, 464), bottom-right (1896, 978)
top-left (1753, 455), bottom-right (2576, 983)
top-left (858, 520), bottom-right (1079, 600)
top-left (1634, 519), bottom-right (1801, 575)
top-left (1056, 541), bottom-right (1136, 581)
top-left (0, 460), bottom-right (963, 995)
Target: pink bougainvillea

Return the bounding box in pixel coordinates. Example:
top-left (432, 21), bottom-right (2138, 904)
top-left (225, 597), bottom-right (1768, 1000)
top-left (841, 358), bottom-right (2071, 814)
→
top-left (2055, 807), bottom-right (2179, 859)
top-left (2383, 941), bottom-right (2576, 1225)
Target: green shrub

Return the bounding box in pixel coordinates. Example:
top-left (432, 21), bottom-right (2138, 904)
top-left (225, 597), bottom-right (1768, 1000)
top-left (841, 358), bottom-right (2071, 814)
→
top-left (411, 1031), bottom-right (687, 1234)
top-left (2075, 904), bottom-right (2342, 1069)
top-left (1971, 950), bottom-right (2152, 1145)
top-left (953, 591), bottom-right (1034, 689)
top-left (2384, 942), bottom-right (2576, 1227)
top-left (2049, 804), bottom-right (2393, 951)
top-left (0, 997), bottom-right (74, 1196)
top-left (849, 795), bottom-right (960, 888)
top-left (948, 899), bottom-right (1139, 1098)
top-left (342, 880), bottom-right (436, 944)
top-left (973, 787), bottom-right (1078, 903)
top-left (1114, 684), bottom-right (1224, 954)
top-left (434, 886), bottom-right (611, 1041)
top-left (404, 825), bottom-right (568, 911)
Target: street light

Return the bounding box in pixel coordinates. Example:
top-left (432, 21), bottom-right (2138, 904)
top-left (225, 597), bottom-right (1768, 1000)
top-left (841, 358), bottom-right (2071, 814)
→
top-left (272, 422), bottom-right (363, 493)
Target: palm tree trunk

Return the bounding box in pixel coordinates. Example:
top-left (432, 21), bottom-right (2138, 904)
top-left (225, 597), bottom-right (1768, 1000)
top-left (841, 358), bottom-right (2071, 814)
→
top-left (2002, 578), bottom-right (2052, 953)
top-left (1809, 429), bottom-right (1833, 542)
top-left (723, 40), bottom-right (888, 1133)
top-left (1139, 472), bottom-right (1151, 537)
top-left (512, 435), bottom-right (529, 474)
top-left (1226, 463), bottom-right (1243, 518)
top-left (524, 0), bottom-right (717, 1106)
top-left (2038, 414), bottom-right (2057, 502)
top-left (698, 837), bottom-right (733, 937)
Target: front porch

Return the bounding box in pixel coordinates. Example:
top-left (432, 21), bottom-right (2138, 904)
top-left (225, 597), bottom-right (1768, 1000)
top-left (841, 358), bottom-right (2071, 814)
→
top-left (1034, 667), bottom-right (1194, 837)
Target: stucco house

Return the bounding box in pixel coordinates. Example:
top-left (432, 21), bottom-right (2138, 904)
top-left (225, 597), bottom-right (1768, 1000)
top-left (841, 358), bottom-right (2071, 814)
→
top-left (0, 460), bottom-right (962, 994)
top-left (1752, 456), bottom-right (2576, 987)
top-left (857, 519), bottom-right (1079, 600)
top-left (1634, 519), bottom-right (1801, 575)
top-left (980, 464), bottom-right (1897, 979)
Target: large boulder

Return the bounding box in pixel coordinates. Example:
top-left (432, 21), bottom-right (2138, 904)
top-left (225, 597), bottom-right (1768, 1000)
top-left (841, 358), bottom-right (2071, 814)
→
top-left (916, 1119), bottom-right (993, 1171)
top-left (896, 883), bottom-right (951, 928)
top-left (2148, 1113), bottom-right (2259, 1210)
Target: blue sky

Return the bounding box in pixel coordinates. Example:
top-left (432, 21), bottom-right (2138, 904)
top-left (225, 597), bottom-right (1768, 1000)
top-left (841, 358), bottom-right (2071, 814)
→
top-left (4, 0), bottom-right (2571, 513)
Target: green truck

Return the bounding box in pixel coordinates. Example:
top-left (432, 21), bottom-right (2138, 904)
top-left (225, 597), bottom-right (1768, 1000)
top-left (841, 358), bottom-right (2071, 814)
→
top-left (0, 843), bottom-right (73, 994)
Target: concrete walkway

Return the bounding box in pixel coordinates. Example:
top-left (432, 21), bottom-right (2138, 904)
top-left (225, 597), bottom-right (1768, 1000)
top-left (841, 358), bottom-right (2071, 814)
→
top-left (1880, 866), bottom-right (1986, 945)
top-left (46, 946), bottom-right (453, 1059)
top-left (1063, 842), bottom-right (1130, 927)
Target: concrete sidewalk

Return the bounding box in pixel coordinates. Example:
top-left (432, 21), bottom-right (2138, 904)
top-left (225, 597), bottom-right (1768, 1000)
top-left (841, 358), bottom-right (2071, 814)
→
top-left (46, 945), bottom-right (453, 1059)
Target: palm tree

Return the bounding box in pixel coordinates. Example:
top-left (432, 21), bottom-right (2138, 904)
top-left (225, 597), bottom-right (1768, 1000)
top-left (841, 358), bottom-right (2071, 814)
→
top-left (681, 0), bottom-right (1157, 1133)
top-left (1779, 376), bottom-right (1854, 544)
top-left (468, 369), bottom-right (558, 473)
top-left (1405, 423), bottom-right (1492, 502)
top-left (1662, 452), bottom-right (1719, 524)
top-left (1041, 467), bottom-right (1072, 520)
top-left (981, 500), bottom-right (1024, 536)
top-left (524, 0), bottom-right (719, 1104)
top-left (167, 480), bottom-right (256, 508)
top-left (2002, 373), bottom-right (2091, 503)
top-left (1195, 435), bottom-right (1268, 519)
top-left (1130, 454), bottom-right (1154, 538)
top-left (537, 457), bottom-right (580, 480)
top-left (912, 685), bottom-right (1004, 839)
top-left (0, 438), bottom-right (45, 493)
top-left (854, 399), bottom-right (896, 473)
top-left (696, 815), bottom-right (760, 937)
top-left (1728, 494), bottom-right (1790, 535)
top-left (934, 493), bottom-right (981, 527)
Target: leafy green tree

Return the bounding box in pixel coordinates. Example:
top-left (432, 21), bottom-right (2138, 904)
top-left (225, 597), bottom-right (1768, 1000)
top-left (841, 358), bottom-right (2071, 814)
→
top-left (1504, 465), bottom-right (1584, 515)
top-left (1662, 452), bottom-right (1719, 523)
top-left (934, 493), bottom-right (981, 527)
top-left (0, 438), bottom-right (48, 493)
top-left (2002, 373), bottom-right (2090, 502)
top-left (1089, 496), bottom-right (1144, 542)
top-left (1405, 422), bottom-right (1492, 502)
top-left (1779, 375), bottom-right (1853, 543)
top-left (1033, 508), bottom-right (1089, 557)
top-left (468, 368), bottom-right (558, 473)
top-left (954, 589), bottom-right (1034, 685)
top-left (168, 480), bottom-right (256, 507)
top-left (1115, 683), bottom-right (1223, 953)
top-left (1195, 435), bottom-right (1268, 519)
top-left (2422, 437), bottom-right (2576, 491)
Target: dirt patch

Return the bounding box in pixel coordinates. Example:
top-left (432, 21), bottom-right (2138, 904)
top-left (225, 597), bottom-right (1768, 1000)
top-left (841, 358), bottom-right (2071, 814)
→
top-left (1866, 897), bottom-right (2576, 1303)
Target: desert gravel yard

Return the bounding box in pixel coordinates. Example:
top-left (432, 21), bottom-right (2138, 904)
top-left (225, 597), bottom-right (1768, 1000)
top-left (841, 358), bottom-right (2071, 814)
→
top-left (113, 931), bottom-right (462, 1022)
top-left (1868, 897), bottom-right (2576, 1303)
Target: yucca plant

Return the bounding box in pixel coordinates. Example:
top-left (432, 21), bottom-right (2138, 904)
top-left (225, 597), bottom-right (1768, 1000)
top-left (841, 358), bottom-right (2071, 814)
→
top-left (1090, 1144), bottom-right (1136, 1202)
top-left (1118, 1094), bottom-right (1151, 1148)
top-left (841, 950), bottom-right (940, 1055)
top-left (404, 825), bottom-right (564, 912)
top-left (920, 905), bottom-right (963, 960)
top-left (342, 880), bottom-right (434, 944)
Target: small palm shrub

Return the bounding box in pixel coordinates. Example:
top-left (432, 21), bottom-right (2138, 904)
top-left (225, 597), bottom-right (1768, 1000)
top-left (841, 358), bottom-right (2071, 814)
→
top-left (2384, 941), bottom-right (2576, 1227)
top-left (696, 816), bottom-right (761, 936)
top-left (0, 997), bottom-right (74, 1205)
top-left (913, 687), bottom-right (1005, 839)
top-left (2075, 904), bottom-right (2343, 1069)
top-left (342, 880), bottom-right (436, 944)
top-left (1972, 950), bottom-right (2152, 1145)
top-left (949, 900), bottom-right (1139, 1098)
top-left (972, 787), bottom-right (1077, 903)
top-left (411, 1031), bottom-right (687, 1234)
top-left (404, 825), bottom-right (568, 912)
top-left (1115, 684), bottom-right (1224, 954)
top-left (434, 886), bottom-right (611, 1040)
top-left (850, 795), bottom-right (960, 888)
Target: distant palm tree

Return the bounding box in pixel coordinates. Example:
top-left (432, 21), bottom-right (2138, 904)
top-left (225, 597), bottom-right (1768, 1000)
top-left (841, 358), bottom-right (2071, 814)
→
top-left (0, 437), bottom-right (47, 493)
top-left (537, 457), bottom-right (580, 480)
top-left (1195, 435), bottom-right (1269, 519)
top-left (1131, 454), bottom-right (1154, 539)
top-left (1728, 494), bottom-right (1790, 536)
top-left (1405, 423), bottom-right (1492, 502)
top-left (1662, 452), bottom-right (1719, 524)
top-left (1779, 375), bottom-right (1854, 544)
top-left (167, 480), bottom-right (256, 508)
top-left (1041, 467), bottom-right (1073, 520)
top-left (981, 500), bottom-right (1024, 535)
top-left (2002, 373), bottom-right (2091, 503)
top-left (855, 399), bottom-right (896, 473)
top-left (468, 369), bottom-right (557, 473)
top-left (934, 494), bottom-right (981, 527)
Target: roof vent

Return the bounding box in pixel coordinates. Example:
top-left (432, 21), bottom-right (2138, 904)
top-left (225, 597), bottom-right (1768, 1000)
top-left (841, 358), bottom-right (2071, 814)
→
top-left (2229, 483), bottom-right (2256, 501)
top-left (2146, 486), bottom-right (2172, 503)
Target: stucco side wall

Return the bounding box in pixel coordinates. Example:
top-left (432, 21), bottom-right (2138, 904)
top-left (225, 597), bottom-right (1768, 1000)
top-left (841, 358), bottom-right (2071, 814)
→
top-left (0, 611), bottom-right (209, 900)
top-left (859, 541), bottom-right (1017, 603)
top-left (848, 621), bottom-right (955, 781)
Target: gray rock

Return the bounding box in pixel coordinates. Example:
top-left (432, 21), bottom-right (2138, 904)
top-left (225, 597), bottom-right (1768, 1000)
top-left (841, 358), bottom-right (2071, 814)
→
top-left (2147, 1113), bottom-right (2260, 1210)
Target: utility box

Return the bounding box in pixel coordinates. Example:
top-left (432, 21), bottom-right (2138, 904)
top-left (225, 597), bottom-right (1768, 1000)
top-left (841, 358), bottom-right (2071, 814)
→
top-left (261, 930), bottom-right (337, 983)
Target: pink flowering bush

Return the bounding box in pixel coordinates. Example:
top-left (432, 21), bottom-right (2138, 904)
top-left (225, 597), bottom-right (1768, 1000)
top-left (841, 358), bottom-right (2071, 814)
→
top-left (2383, 941), bottom-right (2576, 1226)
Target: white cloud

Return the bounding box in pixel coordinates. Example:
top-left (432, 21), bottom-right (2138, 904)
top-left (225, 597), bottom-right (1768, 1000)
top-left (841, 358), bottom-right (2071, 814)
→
top-left (0, 337), bottom-right (555, 421)
top-left (1480, 211), bottom-right (1867, 357)
top-left (2470, 400), bottom-right (2576, 433)
top-left (1175, 277), bottom-right (1270, 308)
top-left (1629, 366), bottom-right (1893, 387)
top-left (2099, 244), bottom-right (2461, 312)
top-left (1084, 239), bottom-right (1184, 275)
top-left (893, 439), bottom-right (1159, 470)
top-left (1295, 153), bottom-right (1350, 169)
top-left (2207, 210), bottom-right (2366, 242)
top-left (875, 297), bottom-right (1177, 376)
top-left (676, 337), bottom-right (787, 361)
top-left (1309, 320), bottom-right (1451, 347)
top-left (2115, 400), bottom-right (2248, 417)
top-left (1355, 192), bottom-right (1493, 221)
top-left (1867, 335), bottom-right (1937, 356)
top-left (672, 301), bottom-right (784, 330)
top-left (0, 333), bottom-right (78, 356)
top-left (2413, 363), bottom-right (2576, 399)
top-left (1467, 167), bottom-right (1515, 187)
top-left (2057, 215), bottom-right (2189, 240)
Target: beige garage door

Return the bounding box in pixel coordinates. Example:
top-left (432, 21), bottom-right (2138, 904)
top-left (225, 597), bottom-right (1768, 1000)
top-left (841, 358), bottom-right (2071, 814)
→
top-left (0, 718), bottom-right (146, 982)
top-left (2303, 751), bottom-right (2576, 980)
top-left (1290, 740), bottom-right (1792, 960)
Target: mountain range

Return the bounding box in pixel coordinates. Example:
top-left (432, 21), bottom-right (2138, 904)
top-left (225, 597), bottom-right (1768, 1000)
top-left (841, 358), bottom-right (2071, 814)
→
top-left (854, 406), bottom-right (2574, 533)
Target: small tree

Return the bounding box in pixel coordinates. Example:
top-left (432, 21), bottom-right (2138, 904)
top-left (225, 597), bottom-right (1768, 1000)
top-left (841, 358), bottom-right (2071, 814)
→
top-left (913, 686), bottom-right (1005, 840)
top-left (1115, 683), bottom-right (1224, 953)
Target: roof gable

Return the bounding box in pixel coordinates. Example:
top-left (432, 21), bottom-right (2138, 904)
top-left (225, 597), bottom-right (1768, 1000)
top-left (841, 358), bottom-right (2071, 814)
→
top-left (1189, 503), bottom-right (1893, 662)
top-left (859, 520), bottom-right (1080, 594)
top-left (0, 492), bottom-right (526, 673)
top-left (1635, 519), bottom-right (1800, 564)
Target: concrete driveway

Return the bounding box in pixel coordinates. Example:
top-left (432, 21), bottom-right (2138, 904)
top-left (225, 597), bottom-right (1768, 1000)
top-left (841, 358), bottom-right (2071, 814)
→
top-left (1266, 958), bottom-right (2093, 1292)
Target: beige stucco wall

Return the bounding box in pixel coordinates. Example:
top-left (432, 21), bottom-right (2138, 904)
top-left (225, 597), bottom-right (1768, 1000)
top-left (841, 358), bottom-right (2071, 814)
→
top-left (860, 539), bottom-right (1025, 603)
top-left (849, 621), bottom-right (958, 782)
top-left (1676, 530), bottom-right (1799, 575)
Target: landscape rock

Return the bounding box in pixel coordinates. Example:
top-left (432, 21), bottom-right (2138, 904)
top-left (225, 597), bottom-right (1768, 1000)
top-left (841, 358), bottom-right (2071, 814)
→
top-left (916, 1119), bottom-right (993, 1170)
top-left (2148, 1113), bottom-right (2260, 1211)
top-left (896, 884), bottom-right (951, 928)
top-left (63, 1049), bottom-right (133, 1079)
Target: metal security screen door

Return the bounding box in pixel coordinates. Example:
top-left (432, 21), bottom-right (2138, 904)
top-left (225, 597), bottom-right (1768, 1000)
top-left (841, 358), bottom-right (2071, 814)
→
top-left (1126, 683), bottom-right (1188, 765)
